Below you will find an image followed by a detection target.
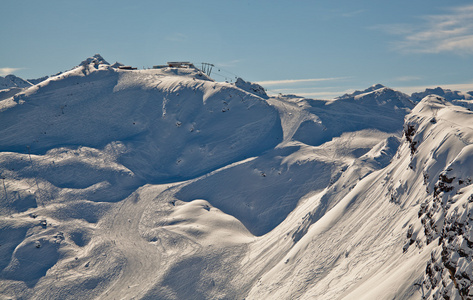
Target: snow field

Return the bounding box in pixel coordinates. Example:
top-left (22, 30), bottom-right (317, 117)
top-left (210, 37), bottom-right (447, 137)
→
top-left (1, 55), bottom-right (473, 299)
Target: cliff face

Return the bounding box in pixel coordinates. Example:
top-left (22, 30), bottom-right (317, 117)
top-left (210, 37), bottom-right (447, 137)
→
top-left (403, 96), bottom-right (473, 299)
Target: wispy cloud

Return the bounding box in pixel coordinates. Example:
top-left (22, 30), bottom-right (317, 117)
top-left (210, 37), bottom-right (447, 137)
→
top-left (166, 33), bottom-right (188, 42)
top-left (256, 77), bottom-right (349, 86)
top-left (0, 67), bottom-right (23, 76)
top-left (340, 9), bottom-right (365, 18)
top-left (376, 5), bottom-right (473, 55)
top-left (371, 24), bottom-right (413, 36)
top-left (393, 76), bottom-right (422, 82)
top-left (216, 59), bottom-right (243, 67)
top-left (271, 86), bottom-right (342, 92)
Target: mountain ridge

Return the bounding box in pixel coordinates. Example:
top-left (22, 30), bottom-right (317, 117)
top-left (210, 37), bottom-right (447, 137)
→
top-left (3, 55), bottom-right (473, 104)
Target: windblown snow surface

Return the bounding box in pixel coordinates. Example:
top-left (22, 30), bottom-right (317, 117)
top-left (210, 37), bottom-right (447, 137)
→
top-left (1, 55), bottom-right (473, 299)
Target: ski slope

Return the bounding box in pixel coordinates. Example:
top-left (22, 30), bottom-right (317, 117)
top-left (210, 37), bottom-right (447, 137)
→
top-left (0, 55), bottom-right (472, 299)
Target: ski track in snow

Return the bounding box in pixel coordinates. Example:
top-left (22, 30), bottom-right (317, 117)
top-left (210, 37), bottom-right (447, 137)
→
top-left (98, 185), bottom-right (168, 299)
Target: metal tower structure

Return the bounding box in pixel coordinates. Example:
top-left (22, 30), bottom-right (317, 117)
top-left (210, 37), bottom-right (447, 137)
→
top-left (201, 62), bottom-right (214, 76)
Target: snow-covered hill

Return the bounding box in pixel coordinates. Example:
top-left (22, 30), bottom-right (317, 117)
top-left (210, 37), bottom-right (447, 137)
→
top-left (0, 55), bottom-right (472, 300)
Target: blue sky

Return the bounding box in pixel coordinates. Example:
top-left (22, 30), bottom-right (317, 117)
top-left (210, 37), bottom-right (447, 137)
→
top-left (1, 0), bottom-right (473, 98)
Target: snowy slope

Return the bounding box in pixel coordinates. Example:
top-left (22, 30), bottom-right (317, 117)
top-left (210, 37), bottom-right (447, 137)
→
top-left (0, 55), bottom-right (472, 300)
top-left (174, 85), bottom-right (413, 237)
top-left (0, 55), bottom-right (282, 298)
top-left (27, 76), bottom-right (49, 86)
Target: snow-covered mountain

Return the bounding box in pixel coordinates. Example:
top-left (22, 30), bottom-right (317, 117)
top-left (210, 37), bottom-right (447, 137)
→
top-left (411, 87), bottom-right (473, 112)
top-left (338, 83), bottom-right (387, 98)
top-left (0, 55), bottom-right (472, 300)
top-left (0, 74), bottom-right (47, 103)
top-left (411, 87), bottom-right (473, 102)
top-left (0, 74), bottom-right (32, 89)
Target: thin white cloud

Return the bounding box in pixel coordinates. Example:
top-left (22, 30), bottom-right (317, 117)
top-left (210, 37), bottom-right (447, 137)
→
top-left (393, 76), bottom-right (422, 82)
top-left (256, 77), bottom-right (348, 86)
top-left (216, 59), bottom-right (243, 67)
top-left (377, 4), bottom-right (473, 55)
top-left (0, 67), bottom-right (23, 76)
top-left (271, 86), bottom-right (342, 92)
top-left (370, 24), bottom-right (413, 36)
top-left (166, 33), bottom-right (187, 42)
top-left (340, 9), bottom-right (365, 18)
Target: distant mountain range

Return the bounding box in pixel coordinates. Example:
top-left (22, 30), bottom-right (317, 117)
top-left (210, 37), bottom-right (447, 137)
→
top-left (2, 62), bottom-right (473, 103)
